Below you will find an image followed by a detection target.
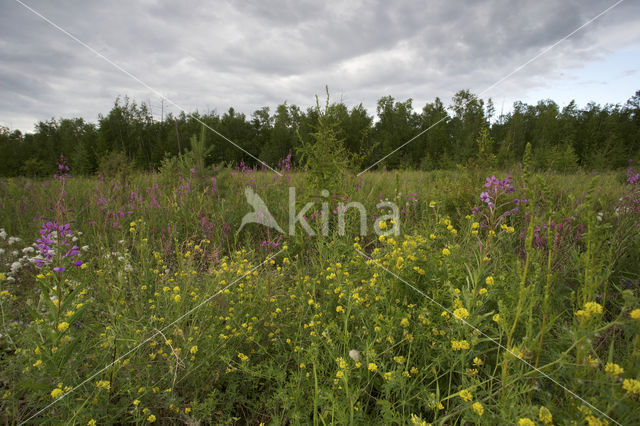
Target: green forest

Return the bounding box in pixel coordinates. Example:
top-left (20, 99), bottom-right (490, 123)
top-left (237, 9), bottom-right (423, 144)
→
top-left (1, 89), bottom-right (639, 176)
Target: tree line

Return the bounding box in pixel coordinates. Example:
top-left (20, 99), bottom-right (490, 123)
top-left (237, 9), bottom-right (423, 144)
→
top-left (1, 89), bottom-right (639, 177)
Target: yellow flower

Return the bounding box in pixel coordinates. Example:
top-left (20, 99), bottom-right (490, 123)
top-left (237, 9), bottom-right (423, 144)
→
top-left (32, 359), bottom-right (43, 368)
top-left (630, 309), bottom-right (640, 319)
top-left (471, 222), bottom-right (480, 229)
top-left (472, 401), bottom-right (484, 416)
top-left (133, 399), bottom-right (141, 406)
top-left (147, 414), bottom-right (156, 423)
top-left (50, 388), bottom-right (63, 399)
top-left (368, 363), bottom-right (378, 372)
top-left (429, 201), bottom-right (437, 208)
top-left (451, 339), bottom-right (470, 350)
top-left (458, 389), bottom-right (472, 402)
top-left (473, 357), bottom-right (484, 366)
top-left (604, 362), bottom-right (624, 376)
top-left (518, 419), bottom-right (535, 426)
top-left (173, 294), bottom-right (181, 303)
top-left (485, 276), bottom-right (494, 285)
top-left (185, 407), bottom-right (192, 413)
top-left (539, 406), bottom-right (553, 424)
top-left (622, 378), bottom-right (640, 395)
top-left (379, 221), bottom-right (388, 230)
top-left (57, 322), bottom-right (69, 332)
top-left (237, 352), bottom-right (249, 362)
top-left (442, 248), bottom-right (450, 256)
top-left (190, 345), bottom-right (198, 355)
top-left (400, 318), bottom-right (410, 327)
top-left (336, 305), bottom-right (345, 313)
top-left (95, 380), bottom-right (111, 390)
top-left (88, 420), bottom-right (96, 426)
top-left (453, 307), bottom-right (469, 320)
top-left (492, 314), bottom-right (500, 323)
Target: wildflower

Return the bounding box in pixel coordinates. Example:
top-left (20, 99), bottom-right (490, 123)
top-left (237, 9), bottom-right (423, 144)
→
top-left (237, 353), bottom-right (249, 362)
top-left (451, 339), bottom-right (470, 350)
top-left (492, 314), bottom-right (500, 323)
top-left (410, 413), bottom-right (427, 425)
top-left (576, 302), bottom-right (603, 321)
top-left (88, 420), bottom-right (96, 426)
top-left (539, 406), bottom-right (553, 424)
top-left (630, 309), bottom-right (640, 319)
top-left (57, 322), bottom-right (69, 332)
top-left (336, 305), bottom-right (345, 313)
top-left (442, 248), bottom-right (450, 256)
top-left (478, 288), bottom-right (487, 295)
top-left (173, 294), bottom-right (181, 303)
top-left (485, 276), bottom-right (494, 285)
top-left (453, 307), bottom-right (469, 320)
top-left (32, 360), bottom-right (43, 368)
top-left (133, 399), bottom-right (141, 406)
top-left (458, 389), bottom-right (472, 402)
top-left (95, 380), bottom-right (110, 390)
top-left (147, 414), bottom-right (157, 423)
top-left (429, 201), bottom-right (437, 208)
top-left (336, 357), bottom-right (347, 369)
top-left (604, 362), bottom-right (624, 376)
top-left (50, 387), bottom-right (64, 399)
top-left (400, 318), bottom-right (410, 327)
top-left (622, 378), bottom-right (640, 394)
top-left (368, 362), bottom-right (378, 372)
top-left (518, 419), bottom-right (535, 426)
top-left (393, 356), bottom-right (406, 364)
top-left (473, 357), bottom-right (483, 366)
top-left (190, 346), bottom-right (198, 355)
top-left (472, 401), bottom-right (484, 416)
top-left (349, 349), bottom-right (362, 362)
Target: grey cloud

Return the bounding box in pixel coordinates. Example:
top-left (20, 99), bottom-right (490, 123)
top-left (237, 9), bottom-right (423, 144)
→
top-left (0, 0), bottom-right (638, 132)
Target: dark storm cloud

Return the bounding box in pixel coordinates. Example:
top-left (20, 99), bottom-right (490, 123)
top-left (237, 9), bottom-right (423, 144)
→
top-left (0, 0), bottom-right (638, 132)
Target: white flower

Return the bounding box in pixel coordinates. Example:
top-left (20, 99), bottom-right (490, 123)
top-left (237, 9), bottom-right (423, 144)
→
top-left (12, 251), bottom-right (18, 257)
top-left (22, 247), bottom-right (35, 254)
top-left (0, 248), bottom-right (4, 255)
top-left (349, 349), bottom-right (362, 362)
top-left (81, 246), bottom-right (89, 251)
top-left (0, 229), bottom-right (7, 239)
top-left (8, 237), bottom-right (21, 245)
top-left (10, 261), bottom-right (21, 274)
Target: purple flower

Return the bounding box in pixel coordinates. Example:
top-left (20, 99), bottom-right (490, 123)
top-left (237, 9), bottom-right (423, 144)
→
top-left (53, 266), bottom-right (65, 273)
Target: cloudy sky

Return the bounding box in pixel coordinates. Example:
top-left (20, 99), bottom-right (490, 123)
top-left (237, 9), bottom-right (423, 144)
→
top-left (1, 0), bottom-right (639, 133)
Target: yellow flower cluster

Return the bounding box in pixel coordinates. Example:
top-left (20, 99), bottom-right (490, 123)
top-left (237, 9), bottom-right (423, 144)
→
top-left (539, 406), bottom-right (553, 424)
top-left (604, 362), bottom-right (624, 376)
top-left (622, 378), bottom-right (640, 394)
top-left (453, 307), bottom-right (469, 320)
top-left (451, 339), bottom-right (470, 350)
top-left (630, 309), bottom-right (640, 319)
top-left (472, 401), bottom-right (484, 416)
top-left (458, 388), bottom-right (472, 402)
top-left (575, 301), bottom-right (603, 321)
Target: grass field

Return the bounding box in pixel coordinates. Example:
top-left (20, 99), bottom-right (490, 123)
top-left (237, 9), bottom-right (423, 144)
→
top-left (1, 165), bottom-right (639, 425)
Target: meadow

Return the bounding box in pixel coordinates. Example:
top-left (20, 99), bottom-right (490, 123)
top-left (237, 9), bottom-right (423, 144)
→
top-left (0, 161), bottom-right (639, 425)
